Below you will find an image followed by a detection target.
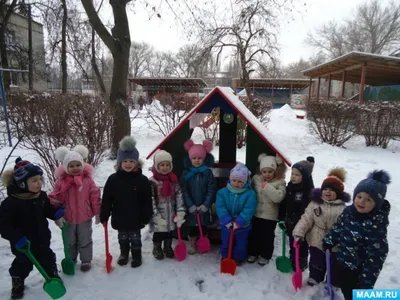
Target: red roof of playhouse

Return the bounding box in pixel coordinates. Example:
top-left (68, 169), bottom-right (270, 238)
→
top-left (146, 86), bottom-right (291, 166)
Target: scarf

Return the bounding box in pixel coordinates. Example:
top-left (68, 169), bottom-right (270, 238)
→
top-left (152, 169), bottom-right (178, 197)
top-left (227, 183), bottom-right (248, 194)
top-left (12, 191), bottom-right (41, 200)
top-left (184, 165), bottom-right (209, 181)
top-left (58, 173), bottom-right (85, 195)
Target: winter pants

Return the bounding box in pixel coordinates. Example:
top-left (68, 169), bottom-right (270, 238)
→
top-left (220, 225), bottom-right (251, 261)
top-left (337, 262), bottom-right (360, 300)
top-left (118, 230), bottom-right (142, 251)
top-left (10, 246), bottom-right (58, 280)
top-left (289, 235), bottom-right (309, 270)
top-left (247, 217), bottom-right (277, 260)
top-left (67, 219), bottom-right (93, 263)
top-left (153, 231), bottom-right (173, 243)
top-left (309, 246), bottom-right (339, 287)
top-left (188, 226), bottom-right (208, 238)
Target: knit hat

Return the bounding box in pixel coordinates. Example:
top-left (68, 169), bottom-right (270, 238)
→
top-left (117, 136), bottom-right (139, 168)
top-left (292, 156), bottom-right (315, 178)
top-left (230, 163), bottom-right (251, 183)
top-left (321, 167), bottom-right (346, 196)
top-left (13, 157), bottom-right (43, 190)
top-left (353, 170), bottom-right (391, 210)
top-left (154, 150), bottom-right (173, 172)
top-left (55, 145), bottom-right (89, 174)
top-left (258, 153), bottom-right (283, 171)
top-left (184, 139), bottom-right (213, 160)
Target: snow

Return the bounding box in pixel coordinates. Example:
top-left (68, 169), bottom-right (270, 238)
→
top-left (1, 104), bottom-right (400, 299)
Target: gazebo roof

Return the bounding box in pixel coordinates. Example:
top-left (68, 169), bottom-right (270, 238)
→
top-left (128, 77), bottom-right (207, 88)
top-left (232, 78), bottom-right (313, 89)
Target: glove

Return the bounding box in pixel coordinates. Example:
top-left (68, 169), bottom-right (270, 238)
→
top-left (197, 205), bottom-right (208, 213)
top-left (278, 221), bottom-right (286, 231)
top-left (95, 215), bottom-right (100, 225)
top-left (154, 214), bottom-right (167, 227)
top-left (55, 208), bottom-right (64, 220)
top-left (225, 222), bottom-right (233, 229)
top-left (262, 181), bottom-right (268, 189)
top-left (232, 222), bottom-right (240, 229)
top-left (16, 236), bottom-right (28, 249)
top-left (188, 205), bottom-right (197, 214)
top-left (55, 217), bottom-right (66, 229)
top-left (173, 211), bottom-right (186, 228)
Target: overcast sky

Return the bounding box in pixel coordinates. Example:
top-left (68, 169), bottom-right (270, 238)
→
top-left (102, 0), bottom-right (391, 66)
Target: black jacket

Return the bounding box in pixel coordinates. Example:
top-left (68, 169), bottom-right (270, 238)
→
top-left (100, 169), bottom-right (153, 231)
top-left (0, 185), bottom-right (58, 253)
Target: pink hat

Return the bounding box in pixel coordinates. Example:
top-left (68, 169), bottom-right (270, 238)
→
top-left (184, 139), bottom-right (213, 160)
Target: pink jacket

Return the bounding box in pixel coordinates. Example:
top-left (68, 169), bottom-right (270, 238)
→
top-left (49, 163), bottom-right (101, 225)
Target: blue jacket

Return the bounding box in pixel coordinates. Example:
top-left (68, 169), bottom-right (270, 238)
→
top-left (216, 181), bottom-right (257, 228)
top-left (323, 200), bottom-right (390, 289)
top-left (180, 154), bottom-right (216, 226)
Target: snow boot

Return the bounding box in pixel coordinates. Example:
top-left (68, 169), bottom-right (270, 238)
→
top-left (163, 238), bottom-right (174, 258)
top-left (257, 257), bottom-right (269, 266)
top-left (152, 242), bottom-right (164, 260)
top-left (80, 262), bottom-right (91, 272)
top-left (188, 236), bottom-right (197, 255)
top-left (11, 277), bottom-right (24, 299)
top-left (131, 249), bottom-right (142, 268)
top-left (247, 256), bottom-right (257, 263)
top-left (117, 242), bottom-right (130, 266)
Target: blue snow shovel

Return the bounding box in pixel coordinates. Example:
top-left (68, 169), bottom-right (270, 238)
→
top-left (325, 249), bottom-right (338, 300)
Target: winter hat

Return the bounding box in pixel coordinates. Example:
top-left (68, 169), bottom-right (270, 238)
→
top-left (184, 139), bottom-right (213, 160)
top-left (321, 167), bottom-right (346, 196)
top-left (292, 156), bottom-right (315, 178)
top-left (117, 136), bottom-right (139, 167)
top-left (353, 170), bottom-right (391, 210)
top-left (258, 153), bottom-right (283, 171)
top-left (13, 157), bottom-right (43, 190)
top-left (55, 145), bottom-right (89, 174)
top-left (230, 163), bottom-right (251, 183)
top-left (154, 150), bottom-right (173, 172)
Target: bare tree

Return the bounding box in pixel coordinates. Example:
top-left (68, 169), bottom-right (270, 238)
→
top-left (282, 53), bottom-right (325, 78)
top-left (129, 41), bottom-right (153, 77)
top-left (174, 44), bottom-right (211, 77)
top-left (307, 0), bottom-right (400, 58)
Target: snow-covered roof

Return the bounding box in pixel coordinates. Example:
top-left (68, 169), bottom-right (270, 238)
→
top-left (146, 86), bottom-right (291, 166)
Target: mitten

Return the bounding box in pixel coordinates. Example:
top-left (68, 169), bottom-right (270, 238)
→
top-left (95, 215), bottom-right (100, 225)
top-left (225, 222), bottom-right (233, 229)
top-left (232, 222), bottom-right (240, 229)
top-left (16, 236), bottom-right (28, 249)
top-left (188, 205), bottom-right (197, 214)
top-left (55, 217), bottom-right (65, 229)
top-left (173, 211), bottom-right (186, 228)
top-left (154, 214), bottom-right (167, 227)
top-left (55, 208), bottom-right (64, 220)
top-left (262, 181), bottom-right (268, 189)
top-left (198, 205), bottom-right (208, 213)
top-left (278, 221), bottom-right (286, 231)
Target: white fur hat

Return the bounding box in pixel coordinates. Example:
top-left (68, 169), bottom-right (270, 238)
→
top-left (258, 153), bottom-right (283, 171)
top-left (154, 150), bottom-right (173, 172)
top-left (55, 145), bottom-right (89, 174)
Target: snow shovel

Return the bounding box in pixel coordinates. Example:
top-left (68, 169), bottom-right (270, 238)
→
top-left (325, 249), bottom-right (337, 300)
top-left (196, 212), bottom-right (210, 253)
top-left (220, 227), bottom-right (236, 275)
top-left (17, 240), bottom-right (66, 299)
top-left (61, 222), bottom-right (75, 275)
top-left (174, 224), bottom-right (187, 262)
top-left (292, 240), bottom-right (302, 291)
top-left (103, 223), bottom-right (113, 273)
top-left (275, 225), bottom-right (292, 273)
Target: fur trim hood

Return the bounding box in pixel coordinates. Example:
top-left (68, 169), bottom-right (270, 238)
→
top-left (1, 169), bottom-right (15, 187)
top-left (311, 188), bottom-right (351, 204)
top-left (55, 163), bottom-right (94, 179)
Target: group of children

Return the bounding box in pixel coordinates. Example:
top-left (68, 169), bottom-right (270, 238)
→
top-left (0, 137), bottom-right (391, 300)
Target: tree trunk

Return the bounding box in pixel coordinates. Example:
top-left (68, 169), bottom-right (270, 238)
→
top-left (91, 28), bottom-right (106, 95)
top-left (61, 0), bottom-right (68, 93)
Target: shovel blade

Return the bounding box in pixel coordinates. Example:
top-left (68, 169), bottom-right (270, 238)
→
top-left (106, 253), bottom-right (113, 273)
top-left (276, 256), bottom-right (292, 273)
top-left (197, 237), bottom-right (210, 253)
top-left (61, 258), bottom-right (75, 276)
top-left (43, 278), bottom-right (66, 299)
top-left (220, 258), bottom-right (236, 275)
top-left (174, 242), bottom-right (187, 262)
top-left (292, 271), bottom-right (303, 290)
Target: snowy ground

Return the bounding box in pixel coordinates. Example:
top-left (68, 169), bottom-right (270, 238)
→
top-left (0, 105), bottom-right (399, 299)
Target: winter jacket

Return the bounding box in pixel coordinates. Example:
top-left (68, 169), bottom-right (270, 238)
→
top-left (49, 164), bottom-right (101, 225)
top-left (293, 188), bottom-right (350, 251)
top-left (149, 176), bottom-right (185, 232)
top-left (216, 181), bottom-right (257, 228)
top-left (279, 177), bottom-right (314, 235)
top-left (323, 201), bottom-right (390, 289)
top-left (0, 184), bottom-right (59, 253)
top-left (180, 154), bottom-right (216, 226)
top-left (100, 168), bottom-right (153, 231)
top-left (252, 174), bottom-right (286, 221)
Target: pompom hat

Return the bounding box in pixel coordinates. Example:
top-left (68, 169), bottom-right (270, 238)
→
top-left (184, 139), bottom-right (213, 160)
top-left (13, 157), bottom-right (43, 190)
top-left (353, 170), bottom-right (391, 210)
top-left (258, 153), bottom-right (283, 171)
top-left (321, 167), bottom-right (346, 196)
top-left (55, 145), bottom-right (89, 174)
top-left (292, 156), bottom-right (315, 178)
top-left (117, 136), bottom-right (139, 168)
top-left (230, 163), bottom-right (251, 183)
top-left (154, 150), bottom-right (173, 172)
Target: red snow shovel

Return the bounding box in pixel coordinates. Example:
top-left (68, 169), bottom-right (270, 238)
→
top-left (174, 225), bottom-right (187, 261)
top-left (292, 240), bottom-right (302, 291)
top-left (220, 227), bottom-right (236, 275)
top-left (103, 223), bottom-right (113, 273)
top-left (196, 212), bottom-right (210, 253)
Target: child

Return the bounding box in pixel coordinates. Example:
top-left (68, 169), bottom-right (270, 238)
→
top-left (100, 136), bottom-right (153, 268)
top-left (49, 145), bottom-right (101, 272)
top-left (0, 157), bottom-right (65, 299)
top-left (323, 170), bottom-right (390, 300)
top-left (149, 150), bottom-right (185, 260)
top-left (293, 167), bottom-right (350, 287)
top-left (278, 156), bottom-right (315, 271)
top-left (216, 163), bottom-right (257, 265)
top-left (180, 139), bottom-right (216, 255)
top-left (247, 153), bottom-right (287, 265)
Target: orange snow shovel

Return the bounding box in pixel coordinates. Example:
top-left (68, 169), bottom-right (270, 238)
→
top-left (103, 223), bottom-right (113, 273)
top-left (196, 212), bottom-right (210, 253)
top-left (220, 227), bottom-right (236, 275)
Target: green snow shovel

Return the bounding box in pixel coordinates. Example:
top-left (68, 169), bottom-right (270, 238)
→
top-left (17, 240), bottom-right (66, 299)
top-left (61, 222), bottom-right (75, 275)
top-left (276, 222), bottom-right (292, 273)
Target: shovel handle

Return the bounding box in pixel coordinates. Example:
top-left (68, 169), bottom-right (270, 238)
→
top-left (103, 223), bottom-right (110, 255)
top-left (325, 250), bottom-right (332, 289)
top-left (177, 225), bottom-right (182, 242)
top-left (61, 222), bottom-right (70, 258)
top-left (196, 213), bottom-right (204, 238)
top-left (227, 227), bottom-right (234, 259)
top-left (294, 240), bottom-right (300, 272)
top-left (17, 240), bottom-right (51, 282)
top-left (281, 227), bottom-right (287, 257)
